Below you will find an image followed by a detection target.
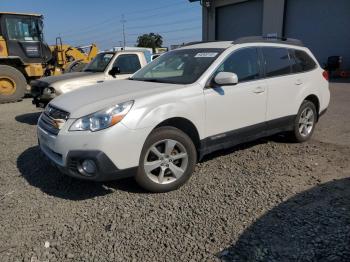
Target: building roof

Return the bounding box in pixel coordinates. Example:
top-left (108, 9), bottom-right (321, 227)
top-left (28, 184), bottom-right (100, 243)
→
top-left (0, 12), bottom-right (42, 17)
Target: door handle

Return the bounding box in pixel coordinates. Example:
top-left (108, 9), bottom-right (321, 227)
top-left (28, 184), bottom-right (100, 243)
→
top-left (97, 80), bottom-right (104, 83)
top-left (295, 79), bottom-right (303, 85)
top-left (253, 86), bottom-right (265, 94)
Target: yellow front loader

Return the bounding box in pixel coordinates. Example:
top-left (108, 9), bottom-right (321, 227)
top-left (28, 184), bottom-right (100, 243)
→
top-left (48, 37), bottom-right (98, 76)
top-left (0, 12), bottom-right (98, 103)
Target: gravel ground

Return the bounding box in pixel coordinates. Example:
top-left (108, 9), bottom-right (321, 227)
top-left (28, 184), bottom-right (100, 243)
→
top-left (0, 82), bottom-right (349, 261)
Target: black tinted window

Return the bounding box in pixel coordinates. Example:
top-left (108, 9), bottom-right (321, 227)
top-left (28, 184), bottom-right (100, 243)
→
top-left (290, 49), bottom-right (317, 73)
top-left (262, 47), bottom-right (291, 77)
top-left (113, 54), bottom-right (141, 74)
top-left (216, 48), bottom-right (260, 82)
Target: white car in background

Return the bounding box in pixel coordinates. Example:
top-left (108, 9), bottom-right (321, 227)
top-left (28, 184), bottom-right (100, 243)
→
top-left (31, 51), bottom-right (149, 107)
top-left (37, 37), bottom-right (330, 192)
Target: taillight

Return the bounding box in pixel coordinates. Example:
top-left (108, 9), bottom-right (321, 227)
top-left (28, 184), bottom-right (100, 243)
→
top-left (322, 70), bottom-right (329, 81)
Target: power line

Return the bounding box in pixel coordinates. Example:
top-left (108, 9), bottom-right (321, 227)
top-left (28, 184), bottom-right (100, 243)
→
top-left (127, 17), bottom-right (200, 30)
top-left (125, 6), bottom-right (199, 23)
top-left (128, 26), bottom-right (202, 36)
top-left (88, 25), bottom-right (201, 45)
top-left (61, 6), bottom-right (199, 39)
top-left (71, 25), bottom-right (202, 48)
top-left (125, 0), bottom-right (185, 15)
top-left (58, 0), bottom-right (188, 36)
top-left (61, 17), bottom-right (200, 45)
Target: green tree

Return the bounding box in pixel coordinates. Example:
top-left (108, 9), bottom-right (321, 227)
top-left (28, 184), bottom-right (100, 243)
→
top-left (136, 33), bottom-right (163, 52)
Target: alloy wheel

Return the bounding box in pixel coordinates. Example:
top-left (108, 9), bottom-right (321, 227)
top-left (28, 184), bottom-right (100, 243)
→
top-left (143, 139), bottom-right (188, 184)
top-left (298, 107), bottom-right (315, 137)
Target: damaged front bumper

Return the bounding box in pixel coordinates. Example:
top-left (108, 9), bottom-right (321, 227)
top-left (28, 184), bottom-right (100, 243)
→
top-left (31, 82), bottom-right (56, 108)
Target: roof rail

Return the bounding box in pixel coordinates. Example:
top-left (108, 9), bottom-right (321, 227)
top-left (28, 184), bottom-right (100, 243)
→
top-left (233, 36), bottom-right (304, 47)
top-left (182, 41), bottom-right (205, 47)
top-left (182, 40), bottom-right (223, 47)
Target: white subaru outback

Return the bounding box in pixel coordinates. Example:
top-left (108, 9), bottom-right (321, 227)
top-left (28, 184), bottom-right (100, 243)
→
top-left (37, 37), bottom-right (330, 192)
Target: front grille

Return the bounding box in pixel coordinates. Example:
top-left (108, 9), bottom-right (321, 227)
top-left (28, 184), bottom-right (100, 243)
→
top-left (38, 113), bottom-right (60, 135)
top-left (45, 105), bottom-right (70, 120)
top-left (38, 105), bottom-right (70, 136)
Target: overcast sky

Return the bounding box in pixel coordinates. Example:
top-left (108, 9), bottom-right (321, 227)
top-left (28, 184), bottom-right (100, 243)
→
top-left (1, 0), bottom-right (202, 50)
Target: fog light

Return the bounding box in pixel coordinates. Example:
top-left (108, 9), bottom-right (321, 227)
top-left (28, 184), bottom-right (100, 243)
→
top-left (81, 160), bottom-right (97, 175)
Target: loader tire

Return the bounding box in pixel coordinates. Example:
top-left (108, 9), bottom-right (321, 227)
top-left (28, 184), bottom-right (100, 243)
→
top-left (0, 65), bottom-right (26, 104)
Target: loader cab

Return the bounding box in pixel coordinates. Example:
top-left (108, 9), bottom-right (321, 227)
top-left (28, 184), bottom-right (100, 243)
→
top-left (0, 13), bottom-right (52, 64)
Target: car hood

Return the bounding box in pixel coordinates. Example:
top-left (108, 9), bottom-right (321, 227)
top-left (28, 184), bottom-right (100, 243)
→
top-left (35, 72), bottom-right (98, 85)
top-left (32, 72), bottom-right (105, 94)
top-left (50, 80), bottom-right (184, 118)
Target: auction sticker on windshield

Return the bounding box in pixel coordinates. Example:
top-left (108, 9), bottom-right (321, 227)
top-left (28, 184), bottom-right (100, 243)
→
top-left (195, 52), bottom-right (218, 58)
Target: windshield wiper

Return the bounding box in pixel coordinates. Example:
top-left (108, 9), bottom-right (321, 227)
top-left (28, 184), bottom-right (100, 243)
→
top-left (84, 69), bottom-right (99, 72)
top-left (132, 78), bottom-right (167, 83)
top-left (142, 79), bottom-right (162, 82)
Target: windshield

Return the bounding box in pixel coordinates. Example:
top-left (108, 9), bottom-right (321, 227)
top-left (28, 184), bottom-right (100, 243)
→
top-left (131, 48), bottom-right (224, 84)
top-left (5, 16), bottom-right (42, 41)
top-left (84, 53), bottom-right (114, 72)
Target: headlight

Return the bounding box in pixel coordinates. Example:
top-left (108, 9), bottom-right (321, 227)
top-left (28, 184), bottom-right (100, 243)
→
top-left (69, 101), bottom-right (134, 132)
top-left (43, 87), bottom-right (55, 95)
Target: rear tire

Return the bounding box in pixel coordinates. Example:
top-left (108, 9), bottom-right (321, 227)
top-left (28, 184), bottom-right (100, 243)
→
top-left (289, 100), bottom-right (317, 142)
top-left (0, 65), bottom-right (26, 104)
top-left (135, 127), bottom-right (197, 193)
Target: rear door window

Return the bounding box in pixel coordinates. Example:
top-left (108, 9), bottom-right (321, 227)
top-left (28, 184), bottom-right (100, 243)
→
top-left (290, 49), bottom-right (317, 73)
top-left (261, 47), bottom-right (292, 78)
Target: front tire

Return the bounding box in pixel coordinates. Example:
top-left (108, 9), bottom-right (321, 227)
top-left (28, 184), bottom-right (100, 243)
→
top-left (290, 100), bottom-right (317, 142)
top-left (135, 127), bottom-right (197, 193)
top-left (0, 65), bottom-right (26, 104)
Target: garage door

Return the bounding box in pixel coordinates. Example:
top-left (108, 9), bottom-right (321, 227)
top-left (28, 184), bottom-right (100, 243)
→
top-left (284, 0), bottom-right (350, 68)
top-left (216, 0), bottom-right (263, 41)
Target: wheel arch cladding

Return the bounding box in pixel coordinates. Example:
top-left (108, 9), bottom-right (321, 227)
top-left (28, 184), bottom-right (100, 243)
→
top-left (155, 117), bottom-right (201, 152)
top-left (304, 94), bottom-right (320, 118)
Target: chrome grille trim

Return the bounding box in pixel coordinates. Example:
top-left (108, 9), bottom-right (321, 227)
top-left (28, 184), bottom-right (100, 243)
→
top-left (38, 113), bottom-right (60, 136)
top-left (45, 105), bottom-right (70, 120)
top-left (38, 105), bottom-right (70, 136)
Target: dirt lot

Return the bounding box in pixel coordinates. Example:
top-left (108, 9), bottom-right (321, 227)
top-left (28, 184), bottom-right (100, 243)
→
top-left (0, 82), bottom-right (349, 261)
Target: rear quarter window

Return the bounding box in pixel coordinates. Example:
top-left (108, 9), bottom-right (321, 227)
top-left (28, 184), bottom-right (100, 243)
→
top-left (289, 49), bottom-right (317, 73)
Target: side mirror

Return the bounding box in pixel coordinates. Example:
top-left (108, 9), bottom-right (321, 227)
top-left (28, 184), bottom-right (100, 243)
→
top-left (214, 72), bottom-right (238, 86)
top-left (109, 67), bottom-right (120, 77)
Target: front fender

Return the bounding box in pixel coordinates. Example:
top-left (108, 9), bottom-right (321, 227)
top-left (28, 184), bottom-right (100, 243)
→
top-left (122, 85), bottom-right (206, 139)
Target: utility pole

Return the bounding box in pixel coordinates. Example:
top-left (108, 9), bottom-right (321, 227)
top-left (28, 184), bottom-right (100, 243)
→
top-left (121, 14), bottom-right (126, 48)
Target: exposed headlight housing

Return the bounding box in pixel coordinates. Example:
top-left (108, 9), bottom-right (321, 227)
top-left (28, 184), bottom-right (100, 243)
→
top-left (69, 101), bottom-right (134, 132)
top-left (43, 87), bottom-right (55, 95)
